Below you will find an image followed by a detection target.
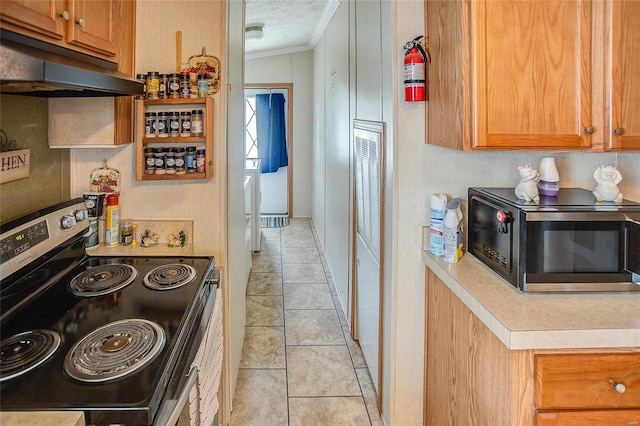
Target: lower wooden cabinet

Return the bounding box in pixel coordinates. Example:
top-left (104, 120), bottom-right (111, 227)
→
top-left (424, 267), bottom-right (640, 426)
top-left (536, 410), bottom-right (640, 426)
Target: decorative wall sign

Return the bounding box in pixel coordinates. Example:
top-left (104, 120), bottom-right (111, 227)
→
top-left (0, 149), bottom-right (31, 183)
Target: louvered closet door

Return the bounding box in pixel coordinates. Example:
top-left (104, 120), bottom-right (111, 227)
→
top-left (353, 120), bottom-right (384, 394)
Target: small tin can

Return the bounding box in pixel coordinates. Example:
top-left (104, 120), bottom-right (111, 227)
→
top-left (180, 111), bottom-right (191, 136)
top-left (154, 148), bottom-right (166, 174)
top-left (175, 147), bottom-right (186, 174)
top-left (168, 73), bottom-right (181, 98)
top-left (169, 111), bottom-right (180, 136)
top-left (84, 217), bottom-right (99, 249)
top-left (144, 148), bottom-right (155, 174)
top-left (145, 112), bottom-right (157, 138)
top-left (157, 112), bottom-right (169, 137)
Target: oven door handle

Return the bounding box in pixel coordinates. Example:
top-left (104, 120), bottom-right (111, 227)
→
top-left (154, 366), bottom-right (198, 426)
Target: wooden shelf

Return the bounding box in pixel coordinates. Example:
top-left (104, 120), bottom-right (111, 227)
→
top-left (135, 98), bottom-right (213, 181)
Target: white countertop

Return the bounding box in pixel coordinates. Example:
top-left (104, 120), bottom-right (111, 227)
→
top-left (87, 243), bottom-right (193, 257)
top-left (423, 250), bottom-right (640, 350)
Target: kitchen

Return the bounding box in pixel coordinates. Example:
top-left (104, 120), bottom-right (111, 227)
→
top-left (2, 1), bottom-right (640, 426)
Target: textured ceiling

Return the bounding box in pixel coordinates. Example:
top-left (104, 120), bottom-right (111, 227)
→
top-left (245, 0), bottom-right (335, 57)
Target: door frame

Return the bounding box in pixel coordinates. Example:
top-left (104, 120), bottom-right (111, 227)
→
top-left (244, 83), bottom-right (294, 217)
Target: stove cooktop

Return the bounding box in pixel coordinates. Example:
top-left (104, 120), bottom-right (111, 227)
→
top-left (0, 255), bottom-right (214, 425)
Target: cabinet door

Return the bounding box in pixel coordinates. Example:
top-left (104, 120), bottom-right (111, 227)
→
top-left (608, 0), bottom-right (640, 150)
top-left (0, 0), bottom-right (65, 41)
top-left (474, 0), bottom-right (593, 149)
top-left (65, 0), bottom-right (116, 58)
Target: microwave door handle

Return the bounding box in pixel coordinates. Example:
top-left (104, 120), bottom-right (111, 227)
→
top-left (625, 219), bottom-right (640, 282)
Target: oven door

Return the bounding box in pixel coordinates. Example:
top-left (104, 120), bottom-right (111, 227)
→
top-left (626, 219), bottom-right (640, 281)
top-left (523, 212), bottom-right (640, 292)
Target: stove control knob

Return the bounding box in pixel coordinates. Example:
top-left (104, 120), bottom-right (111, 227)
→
top-left (61, 215), bottom-right (77, 229)
top-left (496, 210), bottom-right (508, 223)
top-left (74, 209), bottom-right (87, 222)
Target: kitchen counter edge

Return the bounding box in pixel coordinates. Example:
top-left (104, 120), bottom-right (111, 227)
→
top-left (422, 250), bottom-right (640, 350)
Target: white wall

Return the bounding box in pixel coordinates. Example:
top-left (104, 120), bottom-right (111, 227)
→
top-left (245, 51), bottom-right (314, 217)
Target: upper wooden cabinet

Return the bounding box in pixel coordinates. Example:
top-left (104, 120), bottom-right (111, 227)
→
top-left (608, 0), bottom-right (640, 150)
top-left (426, 0), bottom-right (640, 151)
top-left (1, 0), bottom-right (121, 61)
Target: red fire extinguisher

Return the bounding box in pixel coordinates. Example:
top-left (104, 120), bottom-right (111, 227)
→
top-left (403, 36), bottom-right (429, 102)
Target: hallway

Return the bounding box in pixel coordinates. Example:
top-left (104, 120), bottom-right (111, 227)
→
top-left (229, 218), bottom-right (383, 425)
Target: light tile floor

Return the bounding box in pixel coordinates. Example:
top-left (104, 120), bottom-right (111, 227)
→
top-left (229, 218), bottom-right (384, 426)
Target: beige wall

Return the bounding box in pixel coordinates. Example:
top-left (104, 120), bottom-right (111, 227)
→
top-left (0, 95), bottom-right (69, 222)
top-left (67, 1), bottom-right (228, 260)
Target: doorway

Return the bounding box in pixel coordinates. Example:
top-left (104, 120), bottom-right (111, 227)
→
top-left (244, 84), bottom-right (293, 217)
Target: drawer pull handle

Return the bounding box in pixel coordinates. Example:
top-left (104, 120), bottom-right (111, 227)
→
top-left (609, 379), bottom-right (627, 394)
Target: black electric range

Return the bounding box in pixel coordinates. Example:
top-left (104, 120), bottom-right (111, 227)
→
top-left (0, 198), bottom-right (218, 425)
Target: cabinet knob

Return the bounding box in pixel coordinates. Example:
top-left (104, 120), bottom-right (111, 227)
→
top-left (610, 379), bottom-right (627, 394)
top-left (584, 126), bottom-right (594, 134)
top-left (60, 10), bottom-right (70, 21)
top-left (77, 18), bottom-right (86, 27)
top-left (614, 127), bottom-right (625, 136)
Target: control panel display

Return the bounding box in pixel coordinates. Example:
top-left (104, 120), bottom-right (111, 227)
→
top-left (0, 220), bottom-right (49, 264)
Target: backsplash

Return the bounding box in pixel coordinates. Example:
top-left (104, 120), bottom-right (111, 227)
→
top-left (0, 95), bottom-right (70, 222)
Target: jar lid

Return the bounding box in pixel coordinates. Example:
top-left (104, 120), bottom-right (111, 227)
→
top-left (198, 74), bottom-right (207, 80)
top-left (106, 194), bottom-right (119, 205)
top-left (186, 146), bottom-right (197, 152)
top-left (145, 112), bottom-right (157, 116)
top-left (176, 147), bottom-right (186, 153)
top-left (121, 219), bottom-right (132, 228)
top-left (136, 73), bottom-right (146, 79)
top-left (147, 71), bottom-right (159, 76)
top-left (180, 111), bottom-right (190, 116)
top-left (160, 73), bottom-right (169, 78)
top-left (154, 148), bottom-right (164, 153)
top-left (170, 73), bottom-right (180, 78)
top-left (144, 148), bottom-right (154, 153)
top-left (197, 149), bottom-right (205, 154)
top-left (159, 112), bottom-right (169, 117)
top-left (191, 109), bottom-right (201, 114)
top-left (169, 148), bottom-right (177, 153)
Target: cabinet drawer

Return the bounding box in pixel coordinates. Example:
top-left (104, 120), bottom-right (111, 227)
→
top-left (535, 353), bottom-right (640, 409)
top-left (536, 409), bottom-right (640, 426)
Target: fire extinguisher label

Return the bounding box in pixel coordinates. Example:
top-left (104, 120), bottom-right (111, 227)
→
top-left (404, 63), bottom-right (425, 82)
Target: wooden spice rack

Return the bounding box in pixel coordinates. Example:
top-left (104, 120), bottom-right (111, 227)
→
top-left (135, 98), bottom-right (213, 180)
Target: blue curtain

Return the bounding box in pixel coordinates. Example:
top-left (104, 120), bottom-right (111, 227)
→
top-left (255, 93), bottom-right (288, 173)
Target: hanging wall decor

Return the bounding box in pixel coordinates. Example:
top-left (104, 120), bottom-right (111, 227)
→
top-left (0, 129), bottom-right (30, 184)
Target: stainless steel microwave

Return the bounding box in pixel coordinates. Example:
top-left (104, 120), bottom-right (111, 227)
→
top-left (468, 187), bottom-right (640, 292)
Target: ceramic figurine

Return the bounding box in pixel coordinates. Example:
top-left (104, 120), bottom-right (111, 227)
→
top-left (514, 165), bottom-right (540, 203)
top-left (592, 165), bottom-right (623, 203)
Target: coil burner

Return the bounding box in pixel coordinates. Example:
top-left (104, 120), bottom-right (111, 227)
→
top-left (69, 264), bottom-right (137, 297)
top-left (64, 319), bottom-right (165, 383)
top-left (143, 264), bottom-right (197, 290)
top-left (0, 330), bottom-right (62, 382)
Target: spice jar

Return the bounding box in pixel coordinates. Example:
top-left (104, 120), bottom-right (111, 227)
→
top-left (186, 146), bottom-right (197, 173)
top-left (120, 220), bottom-right (133, 246)
top-left (159, 73), bottom-right (169, 98)
top-left (197, 74), bottom-right (208, 97)
top-left (169, 111), bottom-right (180, 137)
top-left (157, 112), bottom-right (169, 137)
top-left (144, 148), bottom-right (155, 174)
top-left (136, 73), bottom-right (146, 99)
top-left (175, 147), bottom-right (186, 174)
top-left (180, 111), bottom-right (191, 137)
top-left (191, 109), bottom-right (203, 136)
top-left (196, 149), bottom-right (206, 173)
top-left (180, 69), bottom-right (191, 98)
top-left (145, 112), bottom-right (157, 138)
top-left (165, 148), bottom-right (176, 174)
top-left (154, 148), bottom-right (166, 174)
top-left (168, 73), bottom-right (181, 98)
top-left (146, 71), bottom-right (159, 99)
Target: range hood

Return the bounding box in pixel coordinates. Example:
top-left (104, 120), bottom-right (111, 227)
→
top-left (0, 30), bottom-right (143, 97)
